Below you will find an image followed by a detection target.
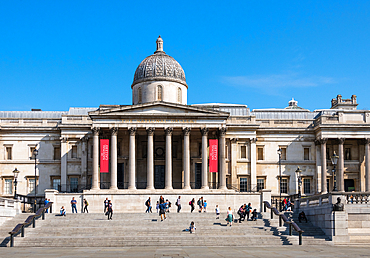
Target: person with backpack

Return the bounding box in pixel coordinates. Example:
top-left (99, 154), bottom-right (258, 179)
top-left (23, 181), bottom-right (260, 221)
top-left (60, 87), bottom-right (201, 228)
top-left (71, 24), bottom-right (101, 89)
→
top-left (176, 196), bottom-right (181, 213)
top-left (145, 197), bottom-right (152, 213)
top-left (106, 200), bottom-right (113, 220)
top-left (83, 199), bottom-right (89, 213)
top-left (159, 201), bottom-right (166, 221)
top-left (238, 204), bottom-right (246, 223)
top-left (190, 198), bottom-right (195, 213)
top-left (245, 203), bottom-right (252, 221)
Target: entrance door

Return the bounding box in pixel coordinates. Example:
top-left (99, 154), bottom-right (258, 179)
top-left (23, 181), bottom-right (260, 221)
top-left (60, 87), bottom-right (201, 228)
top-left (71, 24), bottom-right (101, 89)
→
top-left (195, 163), bottom-right (201, 189)
top-left (117, 163), bottom-right (124, 189)
top-left (155, 165), bottom-right (165, 189)
top-left (344, 179), bottom-right (355, 192)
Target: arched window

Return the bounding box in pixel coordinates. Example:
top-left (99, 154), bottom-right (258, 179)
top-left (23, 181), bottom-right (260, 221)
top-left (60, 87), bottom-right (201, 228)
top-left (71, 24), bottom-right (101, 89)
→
top-left (157, 85), bottom-right (162, 101)
top-left (138, 87), bottom-right (142, 103)
top-left (177, 87), bottom-right (182, 103)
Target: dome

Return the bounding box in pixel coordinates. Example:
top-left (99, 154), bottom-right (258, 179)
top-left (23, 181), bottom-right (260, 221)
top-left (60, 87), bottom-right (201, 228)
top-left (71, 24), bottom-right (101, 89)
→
top-left (132, 36), bottom-right (187, 88)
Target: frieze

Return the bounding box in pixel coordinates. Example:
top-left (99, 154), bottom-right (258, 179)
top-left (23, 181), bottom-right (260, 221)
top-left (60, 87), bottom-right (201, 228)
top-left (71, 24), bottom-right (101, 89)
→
top-left (121, 119), bottom-right (196, 124)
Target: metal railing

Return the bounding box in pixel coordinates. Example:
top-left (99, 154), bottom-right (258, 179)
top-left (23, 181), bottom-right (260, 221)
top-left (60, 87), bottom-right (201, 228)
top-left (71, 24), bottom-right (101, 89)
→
top-left (263, 201), bottom-right (304, 245)
top-left (8, 202), bottom-right (53, 247)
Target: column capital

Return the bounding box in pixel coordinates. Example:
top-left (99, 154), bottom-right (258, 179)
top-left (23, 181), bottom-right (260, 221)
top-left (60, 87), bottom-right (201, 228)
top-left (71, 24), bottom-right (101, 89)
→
top-left (319, 138), bottom-right (328, 145)
top-left (364, 138), bottom-right (370, 145)
top-left (110, 127), bottom-right (118, 136)
top-left (337, 138), bottom-right (345, 145)
top-left (182, 127), bottom-right (191, 136)
top-left (219, 127), bottom-right (227, 136)
top-left (92, 127), bottom-right (100, 136)
top-left (165, 127), bottom-right (173, 136)
top-left (61, 137), bottom-right (67, 143)
top-left (129, 127), bottom-right (137, 136)
top-left (250, 138), bottom-right (257, 144)
top-left (146, 127), bottom-right (155, 136)
top-left (200, 127), bottom-right (209, 136)
top-left (81, 136), bottom-right (89, 142)
top-left (314, 139), bottom-right (321, 146)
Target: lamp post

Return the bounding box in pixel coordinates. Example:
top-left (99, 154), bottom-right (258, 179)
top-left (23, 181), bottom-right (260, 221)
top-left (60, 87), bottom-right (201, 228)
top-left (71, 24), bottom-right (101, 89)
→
top-left (331, 151), bottom-right (339, 192)
top-left (32, 146), bottom-right (38, 213)
top-left (277, 148), bottom-right (282, 211)
top-left (12, 168), bottom-right (20, 199)
top-left (295, 166), bottom-right (302, 198)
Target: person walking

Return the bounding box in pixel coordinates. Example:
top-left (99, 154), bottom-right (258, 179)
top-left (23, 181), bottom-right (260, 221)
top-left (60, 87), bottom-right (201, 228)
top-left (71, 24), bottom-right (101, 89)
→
top-left (203, 200), bottom-right (207, 212)
top-left (156, 201), bottom-right (159, 213)
top-left (176, 196), bottom-right (181, 213)
top-left (71, 197), bottom-right (77, 213)
top-left (159, 200), bottom-right (166, 221)
top-left (215, 205), bottom-right (220, 219)
top-left (145, 197), bottom-right (151, 213)
top-left (190, 198), bottom-right (195, 213)
top-left (226, 207), bottom-right (233, 227)
top-left (245, 203), bottom-right (252, 221)
top-left (83, 199), bottom-right (89, 213)
top-left (107, 200), bottom-right (113, 220)
top-left (44, 198), bottom-right (49, 213)
top-left (104, 197), bottom-right (109, 213)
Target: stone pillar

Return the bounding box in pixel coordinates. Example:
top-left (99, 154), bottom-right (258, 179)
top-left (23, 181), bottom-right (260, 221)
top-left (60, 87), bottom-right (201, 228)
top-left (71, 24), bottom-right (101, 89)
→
top-left (146, 128), bottom-right (155, 190)
top-left (165, 127), bottom-right (173, 190)
top-left (250, 138), bottom-right (257, 191)
top-left (128, 127), bottom-right (137, 190)
top-left (365, 138), bottom-right (370, 191)
top-left (219, 127), bottom-right (227, 190)
top-left (92, 128), bottom-right (100, 190)
top-left (81, 136), bottom-right (88, 186)
top-left (60, 137), bottom-right (68, 192)
top-left (201, 128), bottom-right (209, 189)
top-left (315, 140), bottom-right (322, 194)
top-left (110, 127), bottom-right (118, 190)
top-left (338, 138), bottom-right (345, 192)
top-left (183, 127), bottom-right (191, 190)
top-left (320, 138), bottom-right (328, 194)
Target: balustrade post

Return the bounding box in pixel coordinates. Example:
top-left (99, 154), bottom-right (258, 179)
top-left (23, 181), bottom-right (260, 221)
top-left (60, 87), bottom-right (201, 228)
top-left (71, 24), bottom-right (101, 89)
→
top-left (289, 223), bottom-right (292, 236)
top-left (264, 202), bottom-right (266, 213)
top-left (299, 232), bottom-right (302, 245)
top-left (32, 217), bottom-right (35, 228)
top-left (279, 215), bottom-right (282, 227)
top-left (42, 210), bottom-right (45, 220)
top-left (21, 225), bottom-right (24, 237)
top-left (10, 235), bottom-right (14, 247)
top-left (271, 208), bottom-right (273, 219)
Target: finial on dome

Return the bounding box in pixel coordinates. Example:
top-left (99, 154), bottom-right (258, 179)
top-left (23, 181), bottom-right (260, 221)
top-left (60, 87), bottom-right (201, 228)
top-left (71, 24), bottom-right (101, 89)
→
top-left (155, 35), bottom-right (164, 53)
top-left (289, 98), bottom-right (298, 107)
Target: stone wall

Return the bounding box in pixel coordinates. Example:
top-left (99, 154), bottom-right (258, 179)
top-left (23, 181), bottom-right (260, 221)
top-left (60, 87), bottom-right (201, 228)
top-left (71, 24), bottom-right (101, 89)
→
top-left (0, 197), bottom-right (22, 226)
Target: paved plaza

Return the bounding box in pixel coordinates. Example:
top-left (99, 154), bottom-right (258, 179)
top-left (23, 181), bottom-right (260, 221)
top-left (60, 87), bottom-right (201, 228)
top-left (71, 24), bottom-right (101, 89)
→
top-left (1, 246), bottom-right (370, 258)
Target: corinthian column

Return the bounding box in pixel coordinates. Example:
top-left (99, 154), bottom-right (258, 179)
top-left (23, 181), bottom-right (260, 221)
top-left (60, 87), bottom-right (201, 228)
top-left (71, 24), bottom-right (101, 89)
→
top-left (201, 128), bottom-right (209, 190)
top-left (92, 128), bottom-right (100, 190)
top-left (250, 138), bottom-right (257, 191)
top-left (110, 127), bottom-right (118, 190)
top-left (183, 127), bottom-right (191, 190)
top-left (320, 138), bottom-right (328, 194)
top-left (165, 127), bottom-right (173, 190)
top-left (365, 138), bottom-right (370, 191)
top-left (219, 127), bottom-right (227, 190)
top-left (128, 127), bottom-right (137, 190)
top-left (338, 138), bottom-right (345, 192)
top-left (146, 128), bottom-right (155, 190)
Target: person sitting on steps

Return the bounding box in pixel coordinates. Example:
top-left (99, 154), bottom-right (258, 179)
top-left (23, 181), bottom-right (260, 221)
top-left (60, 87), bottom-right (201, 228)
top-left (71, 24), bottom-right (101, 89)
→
top-left (298, 211), bottom-right (308, 223)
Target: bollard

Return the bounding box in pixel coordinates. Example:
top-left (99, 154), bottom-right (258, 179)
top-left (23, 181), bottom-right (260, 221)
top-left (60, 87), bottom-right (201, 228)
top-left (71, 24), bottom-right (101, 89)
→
top-left (289, 223), bottom-right (292, 236)
top-left (21, 225), bottom-right (24, 237)
top-left (10, 235), bottom-right (14, 247)
top-left (50, 204), bottom-right (52, 214)
top-left (271, 208), bottom-right (273, 219)
top-left (299, 232), bottom-right (302, 245)
top-left (42, 210), bottom-right (45, 220)
top-left (279, 215), bottom-right (282, 227)
top-left (32, 217), bottom-right (35, 228)
top-left (264, 203), bottom-right (266, 213)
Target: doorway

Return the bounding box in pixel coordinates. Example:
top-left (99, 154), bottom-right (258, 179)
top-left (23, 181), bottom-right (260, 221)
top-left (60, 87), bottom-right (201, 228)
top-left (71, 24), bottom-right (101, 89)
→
top-left (195, 163), bottom-right (201, 189)
top-left (117, 163), bottom-right (124, 189)
top-left (155, 165), bottom-right (165, 189)
top-left (344, 179), bottom-right (355, 192)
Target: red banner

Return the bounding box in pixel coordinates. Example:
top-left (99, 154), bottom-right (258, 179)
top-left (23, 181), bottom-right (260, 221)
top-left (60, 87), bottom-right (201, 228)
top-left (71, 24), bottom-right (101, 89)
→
top-left (100, 139), bottom-right (109, 173)
top-left (209, 139), bottom-right (218, 173)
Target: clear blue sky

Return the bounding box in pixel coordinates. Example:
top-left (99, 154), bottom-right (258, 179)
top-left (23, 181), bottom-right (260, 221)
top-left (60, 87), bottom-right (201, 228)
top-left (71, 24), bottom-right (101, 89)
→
top-left (0, 1), bottom-right (369, 111)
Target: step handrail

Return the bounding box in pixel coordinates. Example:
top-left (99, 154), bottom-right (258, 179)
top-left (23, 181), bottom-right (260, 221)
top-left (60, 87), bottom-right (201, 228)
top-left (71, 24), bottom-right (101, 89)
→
top-left (8, 202), bottom-right (53, 247)
top-left (263, 201), bottom-right (304, 245)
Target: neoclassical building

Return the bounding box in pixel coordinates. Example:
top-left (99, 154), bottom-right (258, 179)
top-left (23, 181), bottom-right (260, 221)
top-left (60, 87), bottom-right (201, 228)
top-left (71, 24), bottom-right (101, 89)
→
top-left (1, 37), bottom-right (370, 199)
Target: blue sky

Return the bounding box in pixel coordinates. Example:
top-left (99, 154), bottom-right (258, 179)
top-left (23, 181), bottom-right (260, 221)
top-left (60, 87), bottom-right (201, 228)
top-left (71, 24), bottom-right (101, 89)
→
top-left (0, 1), bottom-right (369, 111)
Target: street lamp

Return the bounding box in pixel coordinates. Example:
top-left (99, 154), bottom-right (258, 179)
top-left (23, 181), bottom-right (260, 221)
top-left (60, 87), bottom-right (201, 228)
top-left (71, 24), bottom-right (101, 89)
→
top-left (277, 148), bottom-right (282, 211)
top-left (12, 168), bottom-right (20, 199)
top-left (331, 151), bottom-right (339, 192)
top-left (32, 146), bottom-right (39, 212)
top-left (295, 166), bottom-right (302, 198)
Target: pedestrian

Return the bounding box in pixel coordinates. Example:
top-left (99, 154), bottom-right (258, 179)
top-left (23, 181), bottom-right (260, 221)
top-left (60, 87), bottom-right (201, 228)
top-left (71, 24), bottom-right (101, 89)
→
top-left (44, 198), bottom-right (49, 213)
top-left (283, 197), bottom-right (287, 211)
top-left (159, 195), bottom-right (164, 204)
top-left (104, 197), bottom-right (109, 213)
top-left (203, 200), bottom-right (207, 212)
top-left (156, 201), bottom-right (159, 213)
top-left (189, 221), bottom-right (196, 234)
top-left (190, 198), bottom-right (195, 213)
top-left (60, 206), bottom-right (66, 216)
top-left (298, 211), bottom-right (308, 223)
top-left (251, 209), bottom-right (258, 221)
top-left (83, 199), bottom-right (89, 213)
top-left (197, 198), bottom-right (202, 213)
top-left (107, 200), bottom-right (113, 220)
top-left (245, 203), bottom-right (252, 221)
top-left (286, 198), bottom-right (292, 212)
top-left (215, 205), bottom-right (220, 219)
top-left (176, 196), bottom-right (181, 213)
top-left (145, 197), bottom-right (151, 213)
top-left (226, 207), bottom-right (233, 227)
top-left (238, 204), bottom-right (246, 223)
top-left (159, 200), bottom-right (166, 221)
top-left (71, 197), bottom-right (77, 213)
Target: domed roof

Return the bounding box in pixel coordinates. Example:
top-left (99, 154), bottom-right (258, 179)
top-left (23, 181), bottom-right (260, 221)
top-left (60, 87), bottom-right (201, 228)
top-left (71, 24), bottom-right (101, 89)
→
top-left (132, 36), bottom-right (187, 88)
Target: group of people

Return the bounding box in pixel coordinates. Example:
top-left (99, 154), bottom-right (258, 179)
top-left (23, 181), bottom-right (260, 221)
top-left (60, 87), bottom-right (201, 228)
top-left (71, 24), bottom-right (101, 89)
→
top-left (237, 203), bottom-right (257, 223)
top-left (59, 197), bottom-right (89, 216)
top-left (188, 197), bottom-right (207, 213)
top-left (282, 197), bottom-right (294, 211)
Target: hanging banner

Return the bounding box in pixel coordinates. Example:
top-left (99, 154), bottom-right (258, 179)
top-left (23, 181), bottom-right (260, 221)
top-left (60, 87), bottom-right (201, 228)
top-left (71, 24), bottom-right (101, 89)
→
top-left (209, 139), bottom-right (218, 173)
top-left (100, 139), bottom-right (109, 173)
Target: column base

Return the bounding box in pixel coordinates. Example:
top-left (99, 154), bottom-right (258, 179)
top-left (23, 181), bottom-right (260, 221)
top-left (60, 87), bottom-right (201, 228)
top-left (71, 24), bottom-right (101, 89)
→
top-left (128, 186), bottom-right (137, 190)
top-left (201, 186), bottom-right (209, 190)
top-left (182, 186), bottom-right (191, 190)
top-left (91, 186), bottom-right (100, 190)
top-left (165, 186), bottom-right (173, 190)
top-left (109, 186), bottom-right (118, 190)
top-left (146, 186), bottom-right (155, 190)
top-left (218, 186), bottom-right (228, 190)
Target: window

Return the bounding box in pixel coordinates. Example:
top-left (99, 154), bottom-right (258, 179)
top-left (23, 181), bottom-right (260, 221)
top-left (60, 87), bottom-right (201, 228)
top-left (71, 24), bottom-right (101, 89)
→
top-left (138, 87), bottom-right (142, 103)
top-left (345, 148), bottom-right (351, 160)
top-left (71, 146), bottom-right (77, 158)
top-left (280, 147), bottom-right (287, 160)
top-left (117, 141), bottom-right (121, 156)
top-left (280, 178), bottom-right (288, 194)
top-left (327, 179), bottom-right (330, 192)
top-left (4, 179), bottom-right (12, 194)
top-left (304, 148), bottom-right (310, 160)
top-left (70, 177), bottom-right (78, 192)
top-left (240, 178), bottom-right (248, 192)
top-left (303, 178), bottom-right (311, 194)
top-left (90, 145), bottom-right (93, 159)
top-left (53, 178), bottom-right (61, 191)
top-left (257, 178), bottom-right (265, 191)
top-left (30, 146), bottom-right (36, 159)
top-left (157, 85), bottom-right (162, 101)
top-left (28, 178), bottom-right (36, 194)
top-left (326, 148), bottom-right (330, 160)
top-left (240, 146), bottom-right (247, 159)
top-left (6, 147), bottom-right (12, 160)
top-left (177, 87), bottom-right (182, 103)
top-left (257, 147), bottom-right (264, 160)
top-left (54, 146), bottom-right (61, 160)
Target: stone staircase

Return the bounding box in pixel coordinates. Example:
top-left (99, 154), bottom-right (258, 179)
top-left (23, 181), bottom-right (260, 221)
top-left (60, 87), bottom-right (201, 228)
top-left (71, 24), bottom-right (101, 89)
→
top-left (0, 213), bottom-right (31, 247)
top-left (2, 211), bottom-right (332, 247)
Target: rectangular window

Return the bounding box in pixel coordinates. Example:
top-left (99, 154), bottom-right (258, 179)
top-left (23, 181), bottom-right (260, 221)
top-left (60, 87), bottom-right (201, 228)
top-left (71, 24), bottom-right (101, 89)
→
top-left (240, 146), bottom-right (247, 159)
top-left (327, 179), bottom-right (330, 192)
top-left (90, 145), bottom-right (93, 159)
top-left (4, 179), bottom-right (12, 194)
top-left (304, 148), bottom-right (310, 160)
top-left (257, 147), bottom-right (264, 160)
top-left (257, 178), bottom-right (265, 191)
top-left (199, 143), bottom-right (202, 157)
top-left (345, 148), bottom-right (351, 160)
top-left (70, 177), bottom-right (78, 192)
top-left (326, 148), bottom-right (330, 161)
top-left (54, 146), bottom-right (61, 160)
top-left (30, 147), bottom-right (36, 159)
top-left (303, 178), bottom-right (311, 194)
top-left (6, 147), bottom-right (12, 160)
top-left (280, 178), bottom-right (288, 194)
top-left (71, 146), bottom-right (77, 159)
top-left (28, 179), bottom-right (36, 194)
top-left (240, 178), bottom-right (248, 192)
top-left (281, 147), bottom-right (287, 160)
top-left (53, 178), bottom-right (61, 191)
